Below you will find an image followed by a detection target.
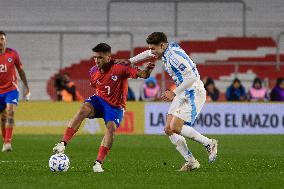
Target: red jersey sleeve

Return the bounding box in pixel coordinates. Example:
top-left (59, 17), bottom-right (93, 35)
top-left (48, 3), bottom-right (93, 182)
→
top-left (14, 50), bottom-right (23, 70)
top-left (89, 66), bottom-right (98, 88)
top-left (117, 64), bottom-right (139, 79)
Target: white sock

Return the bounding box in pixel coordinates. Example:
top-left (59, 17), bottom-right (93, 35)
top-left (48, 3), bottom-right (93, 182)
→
top-left (180, 126), bottom-right (211, 146)
top-left (169, 133), bottom-right (193, 162)
top-left (169, 133), bottom-right (181, 145)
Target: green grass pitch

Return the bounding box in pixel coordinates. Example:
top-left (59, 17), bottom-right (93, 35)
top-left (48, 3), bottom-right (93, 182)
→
top-left (0, 135), bottom-right (283, 189)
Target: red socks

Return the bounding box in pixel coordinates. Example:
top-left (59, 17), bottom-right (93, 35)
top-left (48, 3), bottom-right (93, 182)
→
top-left (62, 128), bottom-right (110, 164)
top-left (62, 127), bottom-right (76, 143)
top-left (4, 127), bottom-right (13, 144)
top-left (96, 146), bottom-right (110, 163)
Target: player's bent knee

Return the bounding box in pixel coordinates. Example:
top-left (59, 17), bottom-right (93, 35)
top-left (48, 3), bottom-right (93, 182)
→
top-left (106, 130), bottom-right (115, 138)
top-left (6, 109), bottom-right (15, 118)
top-left (106, 124), bottom-right (116, 133)
top-left (78, 105), bottom-right (92, 118)
top-left (169, 123), bottom-right (175, 132)
top-left (107, 127), bottom-right (115, 134)
top-left (164, 127), bottom-right (173, 136)
top-left (7, 118), bottom-right (14, 125)
top-left (170, 124), bottom-right (182, 134)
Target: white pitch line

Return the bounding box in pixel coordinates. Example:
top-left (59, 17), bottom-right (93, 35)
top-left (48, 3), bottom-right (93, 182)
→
top-left (0, 160), bottom-right (47, 163)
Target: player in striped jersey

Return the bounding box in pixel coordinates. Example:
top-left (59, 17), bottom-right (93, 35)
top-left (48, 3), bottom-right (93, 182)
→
top-left (130, 32), bottom-right (218, 171)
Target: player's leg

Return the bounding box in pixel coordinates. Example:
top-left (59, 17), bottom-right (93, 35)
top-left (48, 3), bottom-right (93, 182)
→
top-left (2, 103), bottom-right (16, 152)
top-left (64, 102), bottom-right (94, 138)
top-left (0, 110), bottom-right (7, 141)
top-left (164, 114), bottom-right (197, 170)
top-left (100, 121), bottom-right (116, 149)
top-left (93, 103), bottom-right (123, 173)
top-left (167, 95), bottom-right (200, 170)
top-left (0, 95), bottom-right (6, 141)
top-left (171, 116), bottom-right (217, 163)
top-left (171, 88), bottom-right (218, 163)
top-left (171, 116), bottom-right (212, 146)
top-left (53, 102), bottom-right (95, 154)
top-left (2, 90), bottom-right (19, 152)
top-left (93, 121), bottom-right (116, 173)
top-left (167, 116), bottom-right (200, 171)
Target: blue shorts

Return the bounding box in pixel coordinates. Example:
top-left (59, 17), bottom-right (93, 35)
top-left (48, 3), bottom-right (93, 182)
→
top-left (0, 90), bottom-right (19, 112)
top-left (85, 95), bottom-right (124, 127)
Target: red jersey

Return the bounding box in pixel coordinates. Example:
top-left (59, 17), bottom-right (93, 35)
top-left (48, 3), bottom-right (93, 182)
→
top-left (0, 48), bottom-right (23, 94)
top-left (89, 60), bottom-right (138, 109)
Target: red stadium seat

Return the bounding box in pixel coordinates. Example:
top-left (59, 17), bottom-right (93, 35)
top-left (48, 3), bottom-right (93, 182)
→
top-left (46, 36), bottom-right (284, 100)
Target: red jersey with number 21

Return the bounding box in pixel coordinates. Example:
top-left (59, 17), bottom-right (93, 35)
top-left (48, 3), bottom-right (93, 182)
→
top-left (0, 48), bottom-right (23, 94)
top-left (89, 60), bottom-right (138, 109)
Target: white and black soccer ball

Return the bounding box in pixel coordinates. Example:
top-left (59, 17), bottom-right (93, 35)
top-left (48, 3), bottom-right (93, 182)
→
top-left (49, 154), bottom-right (70, 172)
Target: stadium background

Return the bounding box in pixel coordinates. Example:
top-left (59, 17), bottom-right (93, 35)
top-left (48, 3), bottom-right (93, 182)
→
top-left (0, 0), bottom-right (283, 135)
top-left (1, 1), bottom-right (284, 189)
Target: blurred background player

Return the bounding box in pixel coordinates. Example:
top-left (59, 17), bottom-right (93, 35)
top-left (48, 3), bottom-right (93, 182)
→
top-left (54, 73), bottom-right (65, 101)
top-left (270, 77), bottom-right (284, 101)
top-left (54, 73), bottom-right (83, 102)
top-left (130, 32), bottom-right (218, 171)
top-left (204, 77), bottom-right (220, 102)
top-left (139, 76), bottom-right (160, 101)
top-left (127, 86), bottom-right (136, 101)
top-left (60, 73), bottom-right (83, 102)
top-left (247, 77), bottom-right (269, 102)
top-left (0, 31), bottom-right (30, 152)
top-left (52, 43), bottom-right (154, 172)
top-left (226, 78), bottom-right (246, 101)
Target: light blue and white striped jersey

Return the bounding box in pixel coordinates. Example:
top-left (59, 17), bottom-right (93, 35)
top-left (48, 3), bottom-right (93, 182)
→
top-left (161, 42), bottom-right (200, 88)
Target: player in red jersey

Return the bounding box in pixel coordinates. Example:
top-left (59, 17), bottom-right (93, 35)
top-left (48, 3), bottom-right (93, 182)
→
top-left (53, 43), bottom-right (154, 172)
top-left (0, 31), bottom-right (30, 152)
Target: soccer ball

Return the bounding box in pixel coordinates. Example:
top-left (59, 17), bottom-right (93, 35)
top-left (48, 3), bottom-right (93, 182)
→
top-left (49, 154), bottom-right (70, 172)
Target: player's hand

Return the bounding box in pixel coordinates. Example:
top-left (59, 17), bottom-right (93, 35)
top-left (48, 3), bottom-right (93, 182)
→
top-left (146, 62), bottom-right (155, 70)
top-left (24, 91), bottom-right (31, 101)
top-left (161, 90), bottom-right (175, 102)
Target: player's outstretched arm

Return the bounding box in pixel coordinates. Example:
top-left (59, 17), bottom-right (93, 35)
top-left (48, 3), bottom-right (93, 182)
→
top-left (129, 50), bottom-right (155, 66)
top-left (17, 68), bottom-right (30, 100)
top-left (137, 62), bottom-right (155, 79)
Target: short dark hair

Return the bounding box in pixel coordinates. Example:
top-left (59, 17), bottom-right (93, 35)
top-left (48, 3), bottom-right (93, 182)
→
top-left (146, 32), bottom-right (168, 45)
top-left (233, 78), bottom-right (241, 84)
top-left (252, 77), bottom-right (262, 88)
top-left (92, 43), bottom-right (111, 53)
top-left (0, 31), bottom-right (6, 36)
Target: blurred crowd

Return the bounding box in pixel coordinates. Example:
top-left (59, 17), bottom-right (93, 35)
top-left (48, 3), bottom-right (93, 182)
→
top-left (54, 74), bottom-right (284, 102)
top-left (54, 73), bottom-right (83, 102)
top-left (203, 77), bottom-right (284, 102)
top-left (127, 77), bottom-right (161, 102)
top-left (127, 77), bottom-right (284, 102)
